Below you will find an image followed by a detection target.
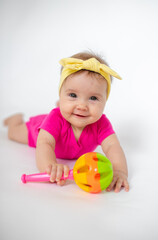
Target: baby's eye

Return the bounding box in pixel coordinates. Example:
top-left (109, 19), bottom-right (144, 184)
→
top-left (69, 93), bottom-right (77, 98)
top-left (90, 96), bottom-right (98, 101)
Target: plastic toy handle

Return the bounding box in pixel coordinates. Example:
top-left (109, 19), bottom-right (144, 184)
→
top-left (21, 169), bottom-right (74, 183)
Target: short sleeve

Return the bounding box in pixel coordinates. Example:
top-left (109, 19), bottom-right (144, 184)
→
top-left (39, 108), bottom-right (62, 142)
top-left (97, 114), bottom-right (115, 145)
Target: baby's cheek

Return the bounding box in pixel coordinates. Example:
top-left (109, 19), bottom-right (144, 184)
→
top-left (94, 106), bottom-right (103, 116)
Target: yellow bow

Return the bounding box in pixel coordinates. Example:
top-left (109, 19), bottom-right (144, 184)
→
top-left (59, 57), bottom-right (122, 99)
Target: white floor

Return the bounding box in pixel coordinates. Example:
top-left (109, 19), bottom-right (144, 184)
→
top-left (0, 121), bottom-right (158, 240)
top-left (1, 1), bottom-right (158, 240)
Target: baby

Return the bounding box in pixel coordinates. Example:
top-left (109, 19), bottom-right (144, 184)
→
top-left (4, 52), bottom-right (129, 193)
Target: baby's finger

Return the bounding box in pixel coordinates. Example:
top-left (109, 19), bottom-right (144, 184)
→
top-left (50, 164), bottom-right (57, 182)
top-left (123, 179), bottom-right (129, 192)
top-left (114, 179), bottom-right (123, 193)
top-left (106, 178), bottom-right (117, 191)
top-left (57, 179), bottom-right (66, 186)
top-left (64, 165), bottom-right (69, 178)
top-left (46, 165), bottom-right (52, 175)
top-left (56, 164), bottom-right (63, 182)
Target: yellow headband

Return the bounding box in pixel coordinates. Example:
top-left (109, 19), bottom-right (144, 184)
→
top-left (59, 57), bottom-right (122, 99)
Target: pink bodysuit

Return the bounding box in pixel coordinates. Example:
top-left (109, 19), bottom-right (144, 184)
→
top-left (26, 108), bottom-right (115, 159)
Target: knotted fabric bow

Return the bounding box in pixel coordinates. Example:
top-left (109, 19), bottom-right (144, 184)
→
top-left (59, 57), bottom-right (122, 99)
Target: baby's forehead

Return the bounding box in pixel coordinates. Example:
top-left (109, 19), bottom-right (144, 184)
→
top-left (62, 70), bottom-right (107, 94)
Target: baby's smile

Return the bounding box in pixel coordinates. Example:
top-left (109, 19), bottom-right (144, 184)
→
top-left (72, 113), bottom-right (88, 118)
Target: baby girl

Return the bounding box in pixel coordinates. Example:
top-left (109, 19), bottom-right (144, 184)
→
top-left (4, 52), bottom-right (129, 193)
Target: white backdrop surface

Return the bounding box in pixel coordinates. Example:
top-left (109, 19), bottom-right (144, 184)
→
top-left (0, 0), bottom-right (158, 240)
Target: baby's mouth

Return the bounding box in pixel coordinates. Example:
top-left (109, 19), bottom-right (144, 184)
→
top-left (73, 113), bottom-right (87, 118)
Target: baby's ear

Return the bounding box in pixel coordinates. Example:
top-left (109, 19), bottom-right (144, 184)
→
top-left (56, 100), bottom-right (60, 107)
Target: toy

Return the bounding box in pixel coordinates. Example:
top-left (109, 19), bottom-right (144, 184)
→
top-left (21, 152), bottom-right (113, 193)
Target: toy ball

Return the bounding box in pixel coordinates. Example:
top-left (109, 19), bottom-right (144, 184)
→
top-left (73, 152), bottom-right (113, 193)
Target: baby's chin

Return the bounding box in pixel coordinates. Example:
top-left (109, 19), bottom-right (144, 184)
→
top-left (71, 120), bottom-right (95, 130)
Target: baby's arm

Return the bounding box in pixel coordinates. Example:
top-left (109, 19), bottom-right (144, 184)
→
top-left (101, 134), bottom-right (129, 193)
top-left (36, 129), bottom-right (69, 186)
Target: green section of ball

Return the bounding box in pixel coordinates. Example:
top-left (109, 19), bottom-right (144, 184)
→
top-left (96, 153), bottom-right (113, 191)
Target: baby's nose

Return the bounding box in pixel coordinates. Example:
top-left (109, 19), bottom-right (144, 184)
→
top-left (77, 102), bottom-right (88, 111)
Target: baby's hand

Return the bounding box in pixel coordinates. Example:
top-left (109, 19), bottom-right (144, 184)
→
top-left (46, 163), bottom-right (69, 186)
top-left (106, 170), bottom-right (129, 193)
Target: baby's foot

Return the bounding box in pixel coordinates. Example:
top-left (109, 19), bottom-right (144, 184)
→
top-left (4, 113), bottom-right (23, 126)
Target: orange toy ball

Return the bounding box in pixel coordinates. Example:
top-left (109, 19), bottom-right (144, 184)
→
top-left (73, 152), bottom-right (113, 193)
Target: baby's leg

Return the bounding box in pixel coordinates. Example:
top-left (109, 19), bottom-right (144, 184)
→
top-left (4, 114), bottom-right (28, 144)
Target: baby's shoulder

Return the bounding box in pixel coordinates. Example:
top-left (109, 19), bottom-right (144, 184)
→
top-left (48, 107), bottom-right (63, 120)
top-left (96, 114), bottom-right (113, 130)
top-left (48, 107), bottom-right (69, 126)
top-left (97, 114), bottom-right (109, 124)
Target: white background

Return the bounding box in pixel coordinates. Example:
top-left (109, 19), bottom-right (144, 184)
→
top-left (0, 0), bottom-right (158, 240)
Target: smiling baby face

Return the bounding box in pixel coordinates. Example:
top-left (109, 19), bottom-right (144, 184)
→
top-left (59, 70), bottom-right (107, 131)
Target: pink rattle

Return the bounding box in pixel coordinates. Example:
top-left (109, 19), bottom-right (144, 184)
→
top-left (21, 152), bottom-right (113, 193)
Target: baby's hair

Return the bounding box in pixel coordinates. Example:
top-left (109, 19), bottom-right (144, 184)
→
top-left (60, 51), bottom-right (113, 82)
top-left (71, 51), bottom-right (108, 65)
